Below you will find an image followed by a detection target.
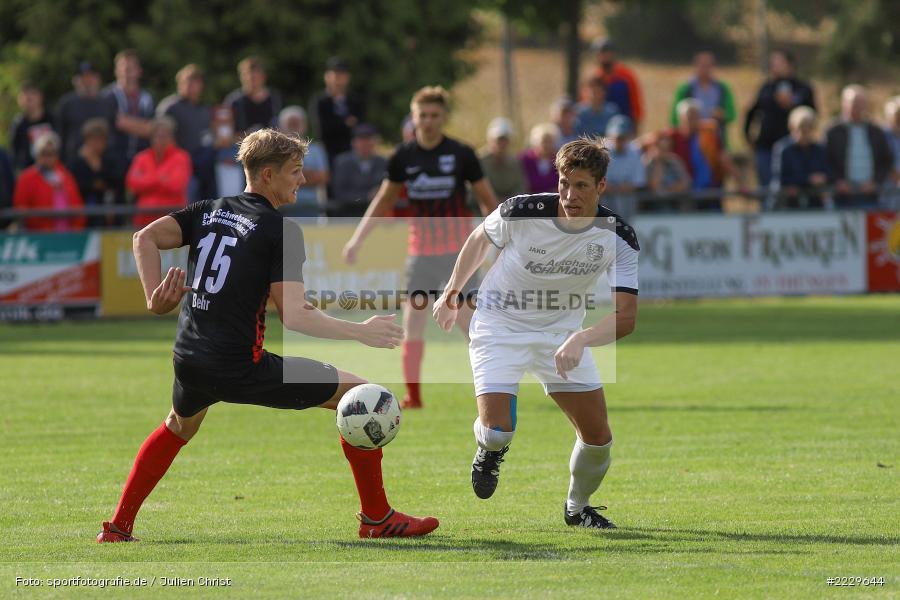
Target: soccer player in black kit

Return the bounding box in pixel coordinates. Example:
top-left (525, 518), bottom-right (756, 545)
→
top-left (343, 86), bottom-right (498, 409)
top-left (97, 129), bottom-right (439, 542)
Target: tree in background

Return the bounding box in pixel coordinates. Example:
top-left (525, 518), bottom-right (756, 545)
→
top-left (0, 0), bottom-right (481, 143)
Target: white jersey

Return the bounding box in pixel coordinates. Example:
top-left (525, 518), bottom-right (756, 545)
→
top-left (477, 193), bottom-right (639, 333)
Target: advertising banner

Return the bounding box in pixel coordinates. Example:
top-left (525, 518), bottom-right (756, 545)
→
top-left (100, 231), bottom-right (189, 316)
top-left (0, 232), bottom-right (100, 320)
top-left (866, 211), bottom-right (900, 292)
top-left (634, 212), bottom-right (867, 298)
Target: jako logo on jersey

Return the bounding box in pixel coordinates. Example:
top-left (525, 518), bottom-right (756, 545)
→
top-left (524, 259), bottom-right (601, 275)
top-left (529, 246), bottom-right (547, 254)
top-left (586, 243), bottom-right (604, 261)
top-left (439, 154), bottom-right (456, 173)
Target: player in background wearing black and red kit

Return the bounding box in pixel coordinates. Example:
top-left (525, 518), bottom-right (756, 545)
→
top-left (97, 129), bottom-right (438, 542)
top-left (343, 86), bottom-right (498, 409)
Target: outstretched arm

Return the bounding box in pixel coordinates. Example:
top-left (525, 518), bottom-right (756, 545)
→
top-left (272, 280), bottom-right (403, 348)
top-left (342, 179), bottom-right (403, 264)
top-left (433, 224), bottom-right (493, 331)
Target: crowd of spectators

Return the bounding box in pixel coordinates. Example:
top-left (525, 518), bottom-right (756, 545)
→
top-left (2, 41), bottom-right (899, 233)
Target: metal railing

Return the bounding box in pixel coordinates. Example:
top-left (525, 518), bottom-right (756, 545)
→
top-left (1, 185), bottom-right (898, 230)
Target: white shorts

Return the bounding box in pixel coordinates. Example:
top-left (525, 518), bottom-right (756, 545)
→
top-left (468, 311), bottom-right (602, 397)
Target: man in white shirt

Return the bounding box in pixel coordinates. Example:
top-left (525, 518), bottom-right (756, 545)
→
top-left (433, 138), bottom-right (640, 529)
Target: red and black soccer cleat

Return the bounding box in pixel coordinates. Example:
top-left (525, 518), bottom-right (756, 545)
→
top-left (357, 509), bottom-right (439, 538)
top-left (96, 521), bottom-right (139, 543)
top-left (400, 395), bottom-right (423, 410)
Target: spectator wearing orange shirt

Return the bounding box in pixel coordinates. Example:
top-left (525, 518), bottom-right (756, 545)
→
top-left (126, 117), bottom-right (192, 228)
top-left (13, 132), bottom-right (85, 231)
top-left (590, 38), bottom-right (643, 129)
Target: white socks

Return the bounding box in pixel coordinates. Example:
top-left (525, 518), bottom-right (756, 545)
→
top-left (473, 418), bottom-right (514, 451)
top-left (566, 437), bottom-right (612, 514)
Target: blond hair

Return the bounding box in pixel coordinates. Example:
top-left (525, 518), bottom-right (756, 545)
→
top-left (410, 85), bottom-right (450, 110)
top-left (529, 122), bottom-right (561, 149)
top-left (237, 128), bottom-right (308, 178)
top-left (788, 106), bottom-right (817, 131)
top-left (555, 137), bottom-right (611, 183)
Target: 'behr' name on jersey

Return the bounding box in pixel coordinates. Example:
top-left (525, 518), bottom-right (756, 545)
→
top-left (201, 210), bottom-right (258, 236)
top-left (191, 293), bottom-right (211, 311)
top-left (523, 259), bottom-right (602, 275)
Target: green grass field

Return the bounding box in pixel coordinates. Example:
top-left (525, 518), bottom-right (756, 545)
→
top-left (1, 296), bottom-right (898, 599)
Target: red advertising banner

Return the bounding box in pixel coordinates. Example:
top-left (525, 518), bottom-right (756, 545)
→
top-left (866, 212), bottom-right (900, 292)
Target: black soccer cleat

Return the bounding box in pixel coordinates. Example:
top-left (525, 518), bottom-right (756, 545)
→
top-left (471, 446), bottom-right (509, 499)
top-left (564, 504), bottom-right (617, 529)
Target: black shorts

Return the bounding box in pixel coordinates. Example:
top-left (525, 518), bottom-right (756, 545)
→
top-left (172, 352), bottom-right (340, 418)
top-left (405, 253), bottom-right (481, 301)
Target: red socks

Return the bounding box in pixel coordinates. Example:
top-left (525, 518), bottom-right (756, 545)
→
top-left (111, 422), bottom-right (187, 534)
top-left (401, 339), bottom-right (424, 405)
top-left (340, 436), bottom-right (391, 521)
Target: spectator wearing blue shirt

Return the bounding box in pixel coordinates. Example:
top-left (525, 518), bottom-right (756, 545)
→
top-left (603, 115), bottom-right (645, 221)
top-left (278, 106), bottom-right (328, 218)
top-left (574, 77), bottom-right (619, 138)
top-left (771, 107), bottom-right (828, 209)
top-left (824, 85), bottom-right (894, 209)
top-left (551, 97), bottom-right (579, 147)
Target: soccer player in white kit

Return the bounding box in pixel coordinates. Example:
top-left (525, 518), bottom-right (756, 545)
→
top-left (433, 138), bottom-right (639, 529)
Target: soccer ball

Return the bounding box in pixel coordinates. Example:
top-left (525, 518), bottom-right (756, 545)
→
top-left (336, 384), bottom-right (401, 449)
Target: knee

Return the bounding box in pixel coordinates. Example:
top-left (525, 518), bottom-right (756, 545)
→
top-left (579, 425), bottom-right (612, 446)
top-left (165, 410), bottom-right (202, 442)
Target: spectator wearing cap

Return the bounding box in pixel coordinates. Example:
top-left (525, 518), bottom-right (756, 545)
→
top-left (643, 130), bottom-right (691, 211)
top-left (744, 49), bottom-right (815, 188)
top-left (590, 37), bottom-right (644, 128)
top-left (67, 118), bottom-right (122, 227)
top-left (9, 82), bottom-right (55, 173)
top-left (824, 85), bottom-right (894, 209)
top-left (279, 106), bottom-right (329, 217)
top-left (102, 49), bottom-right (155, 175)
top-left (520, 123), bottom-right (560, 194)
top-left (551, 97), bottom-right (578, 146)
top-left (770, 106), bottom-right (828, 210)
top-left (670, 52), bottom-right (737, 146)
top-left (478, 117), bottom-right (527, 201)
top-left (55, 62), bottom-right (115, 163)
top-left (574, 77), bottom-right (620, 138)
top-left (602, 116), bottom-right (645, 221)
top-left (13, 132), bottom-right (85, 232)
top-left (311, 57), bottom-right (367, 167)
top-left (224, 56), bottom-right (283, 135)
top-left (330, 123), bottom-right (387, 218)
top-left (671, 98), bottom-right (743, 210)
top-left (157, 64), bottom-right (215, 203)
top-left (126, 116), bottom-right (192, 228)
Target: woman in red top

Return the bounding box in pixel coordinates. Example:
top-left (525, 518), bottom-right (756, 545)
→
top-left (127, 116), bottom-right (192, 228)
top-left (12, 132), bottom-right (86, 231)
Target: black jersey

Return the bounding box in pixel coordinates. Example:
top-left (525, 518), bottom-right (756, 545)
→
top-left (386, 135), bottom-right (484, 255)
top-left (169, 193), bottom-right (305, 367)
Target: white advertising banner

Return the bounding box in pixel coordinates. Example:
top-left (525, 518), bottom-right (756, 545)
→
top-left (634, 212), bottom-right (867, 298)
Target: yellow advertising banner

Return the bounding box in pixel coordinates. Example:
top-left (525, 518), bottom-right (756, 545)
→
top-left (100, 221), bottom-right (411, 316)
top-left (100, 231), bottom-right (189, 316)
